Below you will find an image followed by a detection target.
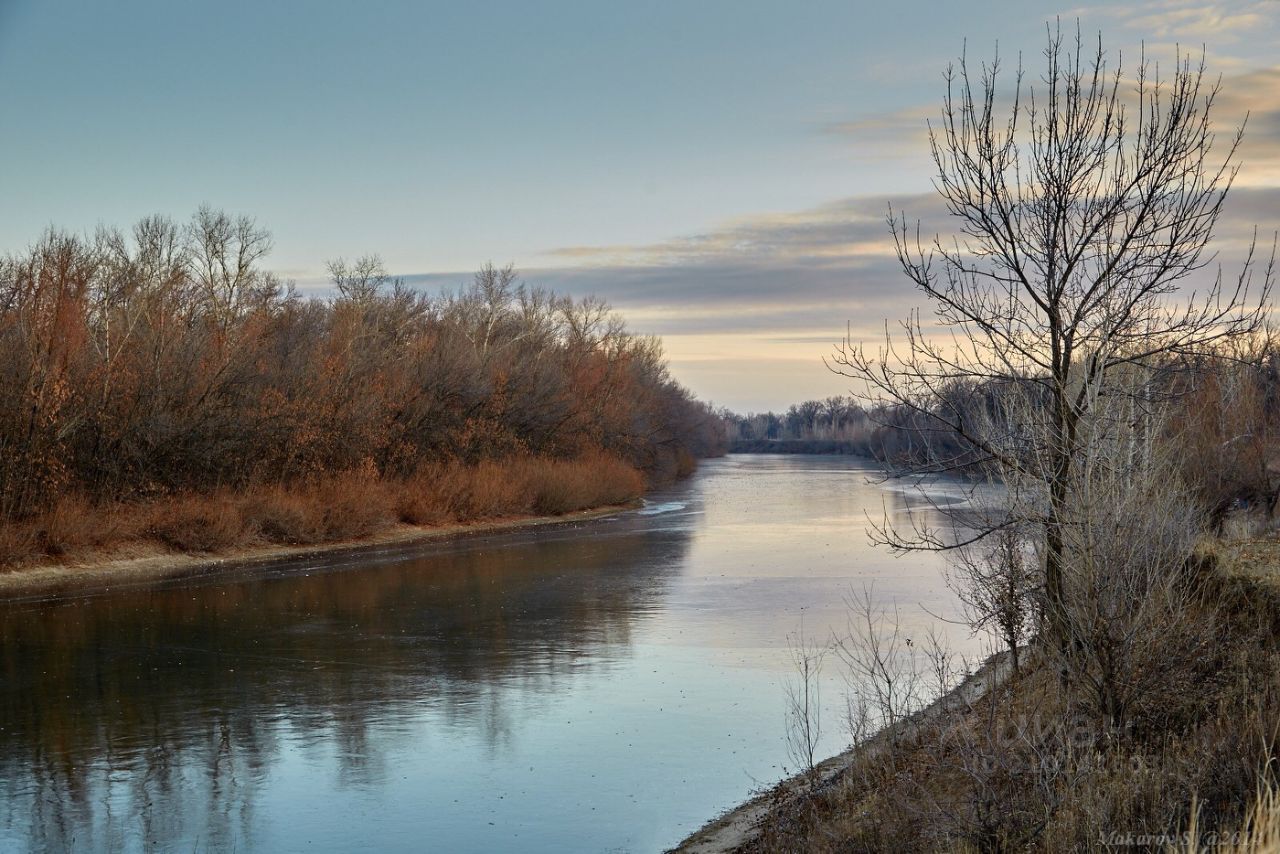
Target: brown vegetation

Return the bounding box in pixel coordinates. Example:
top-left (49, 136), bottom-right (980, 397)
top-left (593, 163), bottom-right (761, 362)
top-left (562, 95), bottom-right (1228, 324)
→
top-left (0, 453), bottom-right (647, 568)
top-left (742, 545), bottom-right (1280, 853)
top-left (0, 210), bottom-right (724, 569)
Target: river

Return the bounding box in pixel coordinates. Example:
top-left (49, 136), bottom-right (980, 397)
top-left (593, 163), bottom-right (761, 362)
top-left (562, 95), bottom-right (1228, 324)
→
top-left (0, 454), bottom-right (985, 853)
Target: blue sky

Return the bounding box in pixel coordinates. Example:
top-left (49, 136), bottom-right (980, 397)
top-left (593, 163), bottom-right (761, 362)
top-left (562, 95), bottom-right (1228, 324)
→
top-left (2, 0), bottom-right (1278, 410)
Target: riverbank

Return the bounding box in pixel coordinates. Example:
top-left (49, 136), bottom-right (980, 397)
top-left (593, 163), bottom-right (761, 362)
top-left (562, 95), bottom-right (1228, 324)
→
top-left (672, 651), bottom-right (1014, 854)
top-left (0, 500), bottom-right (640, 601)
top-left (679, 537), bottom-right (1280, 852)
top-left (0, 453), bottom-right (648, 590)
top-left (727, 438), bottom-right (871, 455)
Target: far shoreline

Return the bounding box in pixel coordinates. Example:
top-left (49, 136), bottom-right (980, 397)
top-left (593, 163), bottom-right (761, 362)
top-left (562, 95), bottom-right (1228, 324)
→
top-left (0, 501), bottom-right (640, 603)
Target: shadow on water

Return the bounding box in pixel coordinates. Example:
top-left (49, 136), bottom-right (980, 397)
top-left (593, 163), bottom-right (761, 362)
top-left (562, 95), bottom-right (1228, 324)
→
top-left (0, 516), bottom-right (692, 852)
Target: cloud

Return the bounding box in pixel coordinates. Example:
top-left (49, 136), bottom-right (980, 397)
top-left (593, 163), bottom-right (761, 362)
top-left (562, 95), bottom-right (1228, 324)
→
top-left (1209, 66), bottom-right (1280, 187)
top-left (542, 195), bottom-right (913, 269)
top-left (397, 254), bottom-right (919, 339)
top-left (528, 193), bottom-right (951, 337)
top-left (820, 54), bottom-right (1280, 188)
top-left (1066, 0), bottom-right (1276, 42)
top-left (392, 181), bottom-right (1276, 340)
top-left (370, 154), bottom-right (1277, 411)
top-left (819, 105), bottom-right (935, 161)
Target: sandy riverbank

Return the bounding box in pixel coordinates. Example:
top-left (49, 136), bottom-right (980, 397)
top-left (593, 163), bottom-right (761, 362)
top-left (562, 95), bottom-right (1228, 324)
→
top-left (672, 651), bottom-right (1014, 854)
top-left (0, 502), bottom-right (637, 601)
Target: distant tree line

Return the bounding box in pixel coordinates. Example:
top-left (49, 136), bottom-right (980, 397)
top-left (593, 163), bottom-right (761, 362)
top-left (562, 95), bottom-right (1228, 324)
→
top-left (0, 209), bottom-right (725, 526)
top-left (724, 344), bottom-right (1280, 529)
top-left (721, 396), bottom-right (874, 453)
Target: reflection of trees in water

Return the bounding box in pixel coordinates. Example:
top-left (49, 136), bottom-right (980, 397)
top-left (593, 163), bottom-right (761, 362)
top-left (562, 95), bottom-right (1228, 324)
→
top-left (11, 714), bottom-right (270, 853)
top-left (0, 525), bottom-right (688, 852)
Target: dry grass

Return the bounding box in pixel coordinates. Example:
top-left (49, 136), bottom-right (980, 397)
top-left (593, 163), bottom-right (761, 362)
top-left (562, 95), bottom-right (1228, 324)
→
top-left (1208, 536), bottom-right (1280, 588)
top-left (0, 453), bottom-right (646, 568)
top-left (1183, 785), bottom-right (1280, 853)
top-left (398, 452), bottom-right (645, 522)
top-left (741, 547), bottom-right (1280, 854)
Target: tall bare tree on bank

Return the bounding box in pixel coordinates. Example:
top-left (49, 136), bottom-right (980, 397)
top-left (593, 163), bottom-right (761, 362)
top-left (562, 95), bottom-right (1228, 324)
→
top-left (830, 28), bottom-right (1274, 647)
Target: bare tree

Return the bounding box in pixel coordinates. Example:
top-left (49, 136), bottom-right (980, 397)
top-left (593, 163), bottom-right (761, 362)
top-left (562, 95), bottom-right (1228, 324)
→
top-left (784, 625), bottom-right (829, 785)
top-left (1049, 389), bottom-right (1209, 732)
top-left (830, 27), bottom-right (1274, 646)
top-left (328, 254), bottom-right (392, 304)
top-left (836, 586), bottom-right (928, 739)
top-left (951, 524), bottom-right (1038, 675)
top-left (186, 206), bottom-right (276, 329)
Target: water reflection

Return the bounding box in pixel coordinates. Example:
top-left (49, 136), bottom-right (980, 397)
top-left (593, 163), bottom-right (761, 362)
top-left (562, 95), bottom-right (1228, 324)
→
top-left (0, 456), bottom-right (977, 853)
top-left (1, 521), bottom-right (689, 852)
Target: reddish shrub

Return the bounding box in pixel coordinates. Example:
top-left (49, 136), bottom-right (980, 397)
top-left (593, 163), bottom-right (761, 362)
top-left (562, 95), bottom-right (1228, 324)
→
top-left (242, 487), bottom-right (325, 545)
top-left (146, 496), bottom-right (247, 552)
top-left (311, 469), bottom-right (396, 540)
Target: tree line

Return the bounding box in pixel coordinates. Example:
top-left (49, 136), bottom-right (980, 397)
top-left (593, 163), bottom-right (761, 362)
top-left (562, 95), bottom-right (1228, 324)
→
top-left (0, 210), bottom-right (725, 559)
top-left (723, 395), bottom-right (871, 447)
top-left (731, 344), bottom-right (1280, 531)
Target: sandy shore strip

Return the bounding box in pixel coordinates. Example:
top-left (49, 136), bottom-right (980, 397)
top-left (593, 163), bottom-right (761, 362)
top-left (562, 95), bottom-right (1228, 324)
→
top-left (671, 651), bottom-right (1014, 854)
top-left (0, 502), bottom-right (638, 602)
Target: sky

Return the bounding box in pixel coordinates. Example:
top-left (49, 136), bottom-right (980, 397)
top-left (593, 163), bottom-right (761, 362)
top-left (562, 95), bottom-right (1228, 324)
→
top-left (1, 0), bottom-right (1278, 411)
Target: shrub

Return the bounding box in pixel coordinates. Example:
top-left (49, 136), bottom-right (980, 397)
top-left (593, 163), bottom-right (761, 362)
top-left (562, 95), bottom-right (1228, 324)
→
top-left (527, 454), bottom-right (645, 515)
top-left (242, 487), bottom-right (325, 545)
top-left (312, 469), bottom-right (395, 540)
top-left (0, 522), bottom-right (38, 568)
top-left (462, 460), bottom-right (532, 518)
top-left (33, 495), bottom-right (117, 556)
top-left (146, 496), bottom-right (247, 552)
top-left (393, 480), bottom-right (453, 527)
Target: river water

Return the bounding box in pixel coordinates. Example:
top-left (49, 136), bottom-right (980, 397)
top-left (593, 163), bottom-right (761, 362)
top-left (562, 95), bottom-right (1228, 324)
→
top-left (0, 454), bottom-right (985, 853)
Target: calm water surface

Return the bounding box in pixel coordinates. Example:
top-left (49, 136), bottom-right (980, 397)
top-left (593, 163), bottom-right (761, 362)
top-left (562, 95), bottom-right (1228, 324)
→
top-left (0, 455), bottom-right (983, 853)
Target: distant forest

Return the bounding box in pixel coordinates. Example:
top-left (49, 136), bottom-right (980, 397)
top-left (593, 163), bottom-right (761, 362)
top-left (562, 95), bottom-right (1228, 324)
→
top-left (721, 396), bottom-right (872, 454)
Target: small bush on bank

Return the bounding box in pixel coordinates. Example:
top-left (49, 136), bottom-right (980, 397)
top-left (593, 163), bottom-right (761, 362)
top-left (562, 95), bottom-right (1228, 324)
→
top-left (147, 496), bottom-right (247, 553)
top-left (312, 468), bottom-right (396, 540)
top-left (394, 480), bottom-right (453, 527)
top-left (242, 487), bottom-right (325, 545)
top-left (526, 454), bottom-right (647, 515)
top-left (462, 460), bottom-right (534, 518)
top-left (0, 523), bottom-right (37, 567)
top-left (35, 495), bottom-right (117, 555)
